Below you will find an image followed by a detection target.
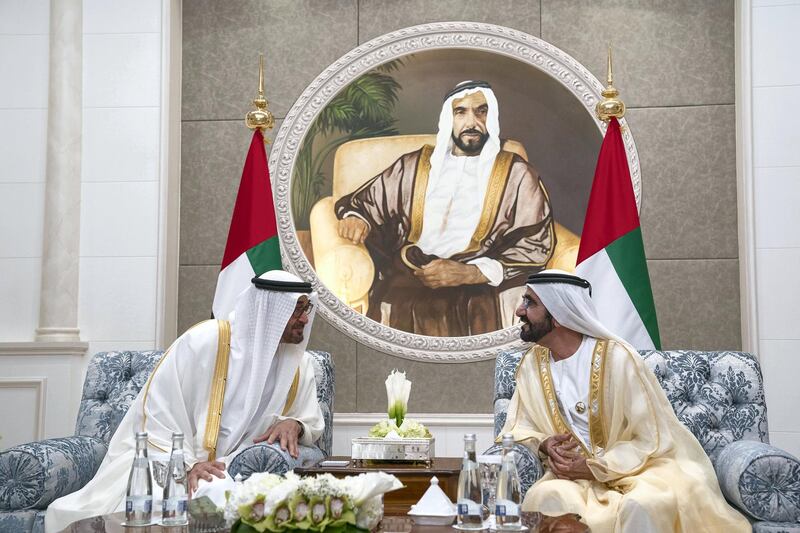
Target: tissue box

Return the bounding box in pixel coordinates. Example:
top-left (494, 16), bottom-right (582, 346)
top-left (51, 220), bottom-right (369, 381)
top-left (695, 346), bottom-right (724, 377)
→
top-left (351, 437), bottom-right (435, 465)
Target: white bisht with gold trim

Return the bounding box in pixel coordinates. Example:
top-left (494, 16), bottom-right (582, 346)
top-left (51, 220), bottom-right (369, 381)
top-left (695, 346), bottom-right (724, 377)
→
top-left (45, 317), bottom-right (323, 532)
top-left (501, 339), bottom-right (750, 533)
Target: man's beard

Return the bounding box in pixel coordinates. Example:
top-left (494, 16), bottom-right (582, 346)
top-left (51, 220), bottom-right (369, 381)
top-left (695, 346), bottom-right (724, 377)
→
top-left (452, 129), bottom-right (489, 155)
top-left (519, 312), bottom-right (554, 343)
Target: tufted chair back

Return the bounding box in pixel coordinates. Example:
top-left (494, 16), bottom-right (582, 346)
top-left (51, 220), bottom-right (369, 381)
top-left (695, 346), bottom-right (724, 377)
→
top-left (493, 349), bottom-right (770, 465)
top-left (74, 349), bottom-right (335, 454)
top-left (75, 350), bottom-right (163, 444)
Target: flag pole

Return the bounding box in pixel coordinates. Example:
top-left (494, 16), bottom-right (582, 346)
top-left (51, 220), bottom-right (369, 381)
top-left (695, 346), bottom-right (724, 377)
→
top-left (595, 44), bottom-right (626, 122)
top-left (245, 53), bottom-right (275, 141)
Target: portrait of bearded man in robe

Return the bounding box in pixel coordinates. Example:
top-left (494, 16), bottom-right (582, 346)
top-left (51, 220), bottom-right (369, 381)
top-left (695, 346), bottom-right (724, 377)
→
top-left (335, 80), bottom-right (555, 337)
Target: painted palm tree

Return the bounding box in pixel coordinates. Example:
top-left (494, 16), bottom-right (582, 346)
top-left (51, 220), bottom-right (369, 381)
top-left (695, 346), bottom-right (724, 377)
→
top-left (292, 60), bottom-right (404, 230)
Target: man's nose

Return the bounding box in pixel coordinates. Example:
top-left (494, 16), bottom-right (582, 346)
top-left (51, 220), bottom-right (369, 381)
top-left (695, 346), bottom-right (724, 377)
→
top-left (464, 111), bottom-right (477, 128)
top-left (515, 305), bottom-right (526, 317)
top-left (297, 313), bottom-right (309, 325)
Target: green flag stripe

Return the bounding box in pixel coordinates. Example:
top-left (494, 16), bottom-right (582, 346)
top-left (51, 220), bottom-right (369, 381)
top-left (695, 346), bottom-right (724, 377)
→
top-left (605, 227), bottom-right (662, 349)
top-left (245, 236), bottom-right (282, 276)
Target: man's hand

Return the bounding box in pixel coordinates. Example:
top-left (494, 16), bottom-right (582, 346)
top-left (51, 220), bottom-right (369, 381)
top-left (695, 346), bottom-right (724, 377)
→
top-left (187, 460), bottom-right (226, 498)
top-left (413, 259), bottom-right (487, 288)
top-left (540, 434), bottom-right (595, 481)
top-left (337, 217), bottom-right (370, 244)
top-left (253, 419), bottom-right (303, 459)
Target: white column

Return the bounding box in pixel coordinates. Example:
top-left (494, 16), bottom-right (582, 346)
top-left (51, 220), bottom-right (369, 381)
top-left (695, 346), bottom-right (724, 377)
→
top-left (36, 0), bottom-right (83, 342)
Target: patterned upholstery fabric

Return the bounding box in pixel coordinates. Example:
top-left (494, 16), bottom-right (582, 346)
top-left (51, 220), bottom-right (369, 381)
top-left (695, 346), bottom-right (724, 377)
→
top-left (753, 521), bottom-right (800, 533)
top-left (308, 350), bottom-right (335, 456)
top-left (0, 509), bottom-right (43, 533)
top-left (491, 348), bottom-right (800, 529)
top-left (75, 350), bottom-right (164, 444)
top-left (0, 347), bottom-right (334, 532)
top-left (229, 442), bottom-right (326, 480)
top-left (640, 350), bottom-right (769, 463)
top-left (716, 440), bottom-right (800, 523)
top-left (0, 436), bottom-right (107, 511)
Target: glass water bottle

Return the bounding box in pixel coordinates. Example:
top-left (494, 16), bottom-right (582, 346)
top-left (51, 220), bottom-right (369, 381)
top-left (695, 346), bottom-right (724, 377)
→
top-left (495, 433), bottom-right (523, 529)
top-left (456, 433), bottom-right (484, 529)
top-left (125, 432), bottom-right (153, 525)
top-left (162, 432), bottom-right (189, 525)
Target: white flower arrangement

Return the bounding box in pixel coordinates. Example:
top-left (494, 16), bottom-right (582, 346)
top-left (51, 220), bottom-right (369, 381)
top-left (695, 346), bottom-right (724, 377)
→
top-left (226, 471), bottom-right (402, 533)
top-left (369, 370), bottom-right (431, 439)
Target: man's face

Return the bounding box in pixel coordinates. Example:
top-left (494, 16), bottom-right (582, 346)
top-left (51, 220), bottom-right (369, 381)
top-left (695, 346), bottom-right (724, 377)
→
top-left (281, 296), bottom-right (311, 344)
top-left (451, 91), bottom-right (489, 155)
top-left (516, 288), bottom-right (555, 343)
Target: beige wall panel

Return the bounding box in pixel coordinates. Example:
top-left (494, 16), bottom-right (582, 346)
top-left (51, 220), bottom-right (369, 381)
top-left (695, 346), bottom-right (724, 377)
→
top-left (177, 265), bottom-right (218, 336)
top-left (628, 105), bottom-right (738, 260)
top-left (183, 0), bottom-right (357, 121)
top-left (307, 316), bottom-right (358, 412)
top-left (649, 259), bottom-right (741, 351)
top-left (541, 0), bottom-right (734, 107)
top-left (358, 0), bottom-right (541, 43)
top-left (180, 120), bottom-right (281, 266)
top-left (355, 344), bottom-right (496, 413)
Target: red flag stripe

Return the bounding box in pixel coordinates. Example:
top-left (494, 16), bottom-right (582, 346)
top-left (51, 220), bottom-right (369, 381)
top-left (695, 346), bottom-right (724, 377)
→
top-left (576, 118), bottom-right (641, 265)
top-left (219, 129), bottom-right (278, 271)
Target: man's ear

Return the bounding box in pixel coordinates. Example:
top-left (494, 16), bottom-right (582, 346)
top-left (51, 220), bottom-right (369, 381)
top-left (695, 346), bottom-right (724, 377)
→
top-left (552, 316), bottom-right (563, 329)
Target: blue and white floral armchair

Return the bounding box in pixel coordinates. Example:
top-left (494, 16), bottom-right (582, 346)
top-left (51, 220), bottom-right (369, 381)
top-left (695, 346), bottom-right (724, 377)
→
top-left (486, 349), bottom-right (800, 533)
top-left (0, 349), bottom-right (334, 533)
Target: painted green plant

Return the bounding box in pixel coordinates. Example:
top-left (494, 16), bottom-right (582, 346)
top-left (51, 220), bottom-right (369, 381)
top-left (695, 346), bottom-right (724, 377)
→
top-left (292, 59), bottom-right (405, 230)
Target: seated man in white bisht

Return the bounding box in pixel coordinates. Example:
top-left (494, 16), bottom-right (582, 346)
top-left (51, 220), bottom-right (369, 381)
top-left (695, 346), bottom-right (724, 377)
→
top-left (500, 270), bottom-right (749, 532)
top-left (45, 270), bottom-right (325, 532)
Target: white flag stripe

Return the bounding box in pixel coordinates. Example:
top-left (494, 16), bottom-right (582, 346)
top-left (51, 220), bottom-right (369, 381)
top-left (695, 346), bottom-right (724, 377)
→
top-left (576, 249), bottom-right (655, 350)
top-left (211, 252), bottom-right (255, 320)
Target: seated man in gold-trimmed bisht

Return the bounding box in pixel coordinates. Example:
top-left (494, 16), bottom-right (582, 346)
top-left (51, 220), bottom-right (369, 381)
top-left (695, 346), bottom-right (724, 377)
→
top-left (500, 270), bottom-right (749, 532)
top-left (45, 271), bottom-right (325, 532)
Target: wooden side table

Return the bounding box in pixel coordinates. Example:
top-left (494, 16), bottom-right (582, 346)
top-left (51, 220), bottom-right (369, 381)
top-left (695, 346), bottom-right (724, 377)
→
top-left (294, 456), bottom-right (462, 515)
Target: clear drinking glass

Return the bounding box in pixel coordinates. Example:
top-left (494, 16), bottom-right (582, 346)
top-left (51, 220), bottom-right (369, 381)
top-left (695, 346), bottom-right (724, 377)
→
top-left (477, 454), bottom-right (502, 519)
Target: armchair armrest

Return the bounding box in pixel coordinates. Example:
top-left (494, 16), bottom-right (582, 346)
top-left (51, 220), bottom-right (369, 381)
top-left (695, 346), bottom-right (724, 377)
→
top-left (481, 442), bottom-right (543, 495)
top-left (714, 440), bottom-right (800, 523)
top-left (228, 442), bottom-right (325, 480)
top-left (310, 197), bottom-right (375, 311)
top-left (0, 436), bottom-right (107, 510)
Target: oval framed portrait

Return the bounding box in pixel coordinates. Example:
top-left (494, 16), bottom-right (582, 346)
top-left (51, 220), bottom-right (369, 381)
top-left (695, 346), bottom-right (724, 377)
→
top-left (270, 22), bottom-right (641, 362)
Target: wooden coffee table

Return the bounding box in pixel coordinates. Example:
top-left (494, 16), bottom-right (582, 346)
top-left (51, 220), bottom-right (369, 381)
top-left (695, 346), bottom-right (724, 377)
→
top-left (61, 512), bottom-right (589, 532)
top-left (295, 456), bottom-right (462, 515)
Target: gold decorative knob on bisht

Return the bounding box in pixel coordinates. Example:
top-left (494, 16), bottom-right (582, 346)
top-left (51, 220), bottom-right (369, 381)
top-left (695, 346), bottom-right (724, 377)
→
top-left (246, 54), bottom-right (275, 138)
top-left (595, 45), bottom-right (626, 122)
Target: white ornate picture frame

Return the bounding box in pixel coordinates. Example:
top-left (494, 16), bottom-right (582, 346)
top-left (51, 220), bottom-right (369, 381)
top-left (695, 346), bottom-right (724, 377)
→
top-left (271, 22), bottom-right (641, 362)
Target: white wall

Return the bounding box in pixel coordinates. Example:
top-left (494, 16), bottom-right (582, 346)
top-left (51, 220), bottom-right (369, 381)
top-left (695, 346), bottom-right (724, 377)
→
top-left (749, 0), bottom-right (800, 458)
top-left (0, 0), bottom-right (163, 352)
top-left (0, 0), bottom-right (166, 447)
top-left (0, 0), bottom-right (49, 341)
top-left (79, 0), bottom-right (163, 357)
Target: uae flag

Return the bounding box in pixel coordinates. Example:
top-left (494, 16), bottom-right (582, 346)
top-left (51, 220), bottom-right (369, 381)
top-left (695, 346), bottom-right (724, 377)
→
top-left (575, 117), bottom-right (661, 349)
top-left (212, 129), bottom-right (282, 319)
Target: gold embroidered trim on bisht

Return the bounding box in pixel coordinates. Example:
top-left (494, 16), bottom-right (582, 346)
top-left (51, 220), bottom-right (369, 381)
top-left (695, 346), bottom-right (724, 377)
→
top-left (202, 319), bottom-right (231, 462)
top-left (407, 144), bottom-right (434, 244)
top-left (461, 151), bottom-right (514, 254)
top-left (535, 346), bottom-right (591, 458)
top-left (588, 339), bottom-right (609, 454)
top-left (281, 368), bottom-right (301, 416)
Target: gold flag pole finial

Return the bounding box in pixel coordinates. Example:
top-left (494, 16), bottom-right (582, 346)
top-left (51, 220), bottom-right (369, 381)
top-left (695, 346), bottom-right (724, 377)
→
top-left (595, 44), bottom-right (626, 122)
top-left (246, 53), bottom-right (275, 141)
